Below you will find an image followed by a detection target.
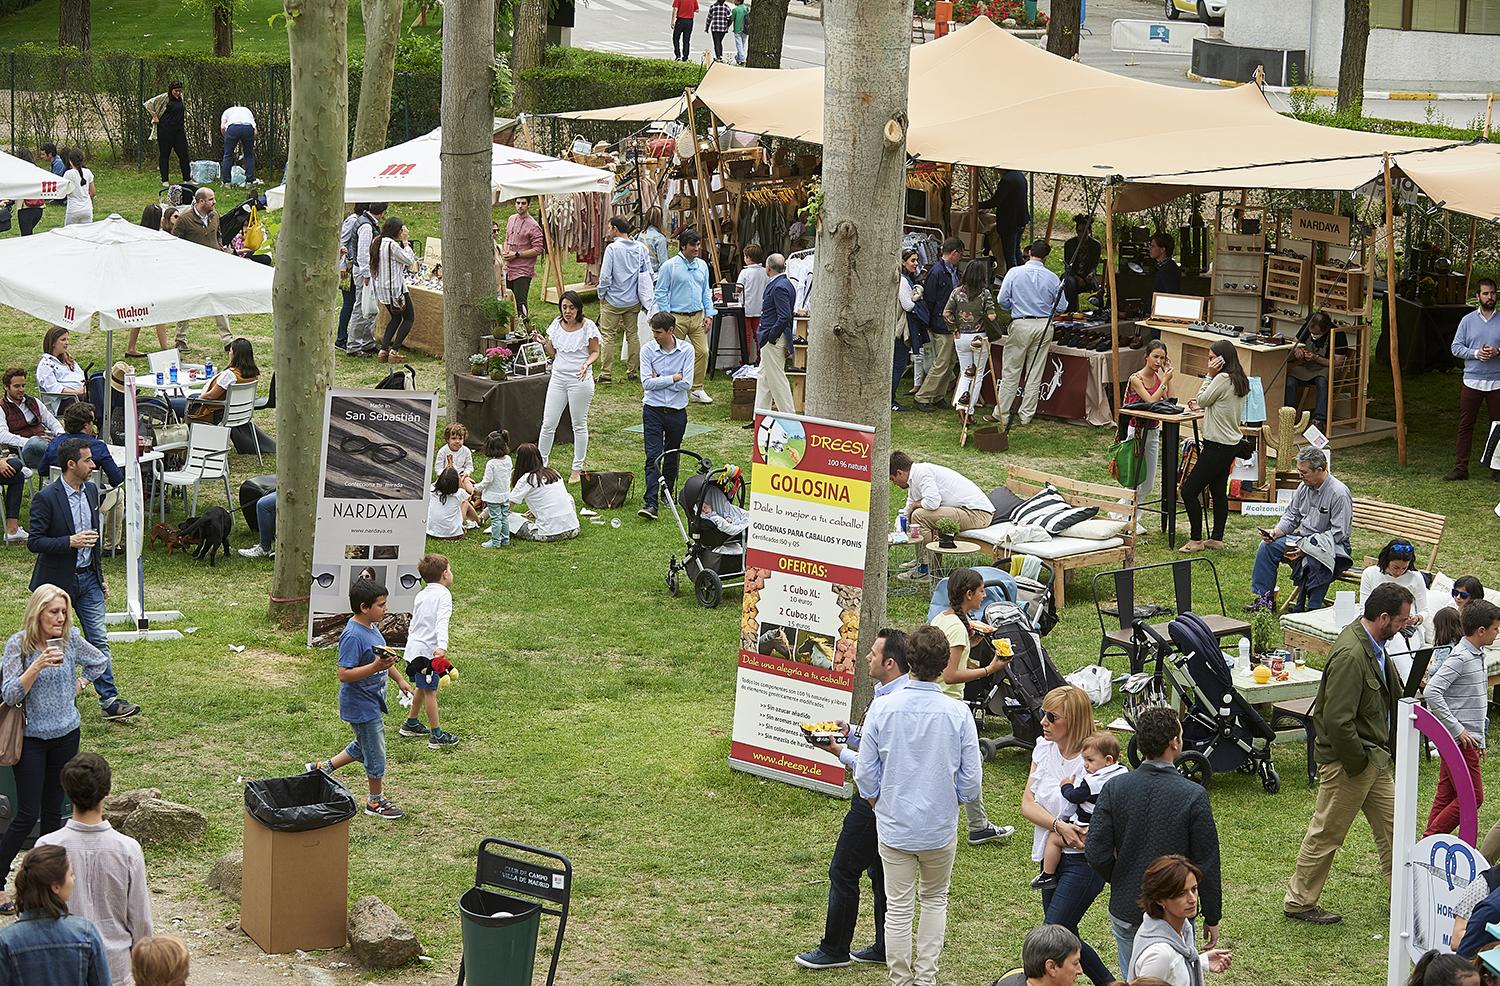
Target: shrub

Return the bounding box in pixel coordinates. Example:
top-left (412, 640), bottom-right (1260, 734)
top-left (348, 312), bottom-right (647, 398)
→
top-left (518, 46), bottom-right (704, 116)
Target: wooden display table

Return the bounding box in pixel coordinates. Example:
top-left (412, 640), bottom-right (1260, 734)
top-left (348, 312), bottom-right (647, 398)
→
top-left (1157, 325), bottom-right (1294, 404)
top-left (403, 285), bottom-right (445, 358)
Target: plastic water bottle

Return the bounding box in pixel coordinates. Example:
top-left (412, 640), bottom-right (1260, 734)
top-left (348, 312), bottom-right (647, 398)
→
top-left (1237, 637), bottom-right (1251, 673)
top-left (168, 363), bottom-right (178, 384)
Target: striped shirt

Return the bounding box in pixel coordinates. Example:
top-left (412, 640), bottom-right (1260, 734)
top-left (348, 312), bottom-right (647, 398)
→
top-left (1426, 637), bottom-right (1489, 749)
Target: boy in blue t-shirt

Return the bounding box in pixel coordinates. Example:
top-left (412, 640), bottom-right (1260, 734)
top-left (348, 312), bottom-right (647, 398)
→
top-left (305, 578), bottom-right (413, 819)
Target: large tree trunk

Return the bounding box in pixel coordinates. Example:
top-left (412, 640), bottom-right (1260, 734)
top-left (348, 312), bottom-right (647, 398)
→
top-left (510, 0), bottom-right (547, 112)
top-left (212, 4), bottom-right (233, 57)
top-left (58, 0), bottom-right (90, 49)
top-left (1046, 0), bottom-right (1081, 60)
top-left (352, 0), bottom-right (404, 156)
top-left (269, 0), bottom-right (346, 627)
top-left (1336, 0), bottom-right (1370, 116)
top-left (805, 0), bottom-right (912, 720)
top-left (745, 0), bottom-right (790, 68)
top-left (441, 0), bottom-right (497, 402)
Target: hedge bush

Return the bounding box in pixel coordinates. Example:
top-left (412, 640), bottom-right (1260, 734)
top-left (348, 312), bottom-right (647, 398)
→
top-left (518, 46), bottom-right (703, 115)
top-left (0, 0), bottom-right (41, 14)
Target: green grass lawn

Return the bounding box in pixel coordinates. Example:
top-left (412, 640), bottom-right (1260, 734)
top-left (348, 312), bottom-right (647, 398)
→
top-left (0, 0), bottom-right (441, 57)
top-left (0, 162), bottom-right (1497, 984)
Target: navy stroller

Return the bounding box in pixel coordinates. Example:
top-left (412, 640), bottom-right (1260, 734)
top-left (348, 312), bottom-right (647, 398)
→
top-left (1127, 612), bottom-right (1282, 793)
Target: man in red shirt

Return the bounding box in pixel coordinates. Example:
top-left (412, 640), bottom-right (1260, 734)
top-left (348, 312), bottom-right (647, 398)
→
top-left (672, 0), bottom-right (699, 61)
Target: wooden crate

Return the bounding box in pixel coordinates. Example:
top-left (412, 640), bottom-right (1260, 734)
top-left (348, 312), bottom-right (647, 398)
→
top-left (1314, 265), bottom-right (1368, 313)
top-left (1264, 255), bottom-right (1311, 305)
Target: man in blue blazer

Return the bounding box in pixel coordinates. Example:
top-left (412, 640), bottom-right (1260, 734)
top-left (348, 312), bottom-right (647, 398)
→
top-left (27, 437), bottom-right (140, 721)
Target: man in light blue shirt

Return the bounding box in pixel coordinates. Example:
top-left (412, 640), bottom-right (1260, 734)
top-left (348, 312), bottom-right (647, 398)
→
top-left (855, 625), bottom-right (981, 986)
top-left (595, 217), bottom-right (654, 384)
top-left (794, 629), bottom-right (910, 970)
top-left (1445, 278), bottom-right (1500, 480)
top-left (654, 229), bottom-right (717, 404)
top-left (638, 313), bottom-right (695, 520)
top-left (994, 241), bottom-right (1067, 429)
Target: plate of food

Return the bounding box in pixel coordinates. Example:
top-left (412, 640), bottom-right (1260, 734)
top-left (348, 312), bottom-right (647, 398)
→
top-left (799, 721), bottom-right (847, 745)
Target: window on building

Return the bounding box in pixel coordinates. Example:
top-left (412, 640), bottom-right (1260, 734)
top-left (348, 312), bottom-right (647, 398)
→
top-left (1371, 0), bottom-right (1500, 32)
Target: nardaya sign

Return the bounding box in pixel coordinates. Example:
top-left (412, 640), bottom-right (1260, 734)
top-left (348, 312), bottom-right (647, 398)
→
top-left (1291, 209), bottom-right (1350, 245)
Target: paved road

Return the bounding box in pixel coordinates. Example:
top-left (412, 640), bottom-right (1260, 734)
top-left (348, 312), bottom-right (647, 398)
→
top-left (568, 0), bottom-right (1484, 125)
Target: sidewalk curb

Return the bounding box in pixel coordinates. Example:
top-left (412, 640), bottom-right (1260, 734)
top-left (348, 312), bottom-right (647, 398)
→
top-left (1186, 70), bottom-right (1494, 101)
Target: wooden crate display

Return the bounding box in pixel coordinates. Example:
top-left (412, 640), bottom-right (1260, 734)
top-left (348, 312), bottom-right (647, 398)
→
top-left (1314, 264), bottom-right (1369, 315)
top-left (1210, 230), bottom-right (1266, 333)
top-left (1265, 255), bottom-right (1312, 305)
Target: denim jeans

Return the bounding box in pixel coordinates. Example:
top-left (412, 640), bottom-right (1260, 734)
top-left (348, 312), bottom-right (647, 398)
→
top-left (1039, 853), bottom-right (1114, 986)
top-left (343, 715), bottom-right (387, 780)
top-left (347, 281), bottom-right (379, 354)
top-left (642, 404), bottom-right (687, 510)
top-left (19, 435), bottom-right (50, 470)
top-left (891, 338), bottom-right (910, 404)
top-left (734, 30), bottom-right (748, 62)
top-left (336, 283), bottom-right (356, 349)
top-left (0, 727), bottom-right (80, 881)
top-left (256, 492), bottom-right (277, 551)
top-left (1285, 374), bottom-right (1329, 428)
top-left (818, 796), bottom-right (886, 960)
top-left (2, 455), bottom-right (25, 519)
top-left (485, 500), bottom-right (510, 546)
top-left (1109, 913), bottom-right (1139, 980)
top-left (222, 122), bottom-right (256, 182)
top-left (71, 569), bottom-right (119, 707)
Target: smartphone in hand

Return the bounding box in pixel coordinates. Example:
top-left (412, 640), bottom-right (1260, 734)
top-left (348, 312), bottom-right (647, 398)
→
top-left (1258, 528), bottom-right (1276, 543)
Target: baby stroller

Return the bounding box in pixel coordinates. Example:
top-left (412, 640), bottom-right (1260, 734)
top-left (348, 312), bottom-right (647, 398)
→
top-left (663, 450), bottom-right (746, 609)
top-left (1122, 612), bottom-right (1281, 793)
top-left (927, 567), bottom-right (1065, 761)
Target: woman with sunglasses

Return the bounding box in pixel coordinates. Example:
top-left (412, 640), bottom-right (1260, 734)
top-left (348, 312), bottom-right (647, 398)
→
top-left (1453, 576), bottom-right (1485, 614)
top-left (1359, 538), bottom-right (1429, 626)
top-left (1019, 685), bottom-right (1115, 986)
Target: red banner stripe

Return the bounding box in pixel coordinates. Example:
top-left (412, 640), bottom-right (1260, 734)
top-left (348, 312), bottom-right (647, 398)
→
top-left (745, 548), bottom-right (866, 588)
top-left (729, 740), bottom-right (845, 787)
top-left (739, 649), bottom-right (853, 691)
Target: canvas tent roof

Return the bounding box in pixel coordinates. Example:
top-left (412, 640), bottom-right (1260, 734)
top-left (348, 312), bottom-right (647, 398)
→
top-left (0, 215), bottom-right (273, 331)
top-left (0, 149), bottom-right (75, 201)
top-left (540, 95), bottom-right (688, 123)
top-left (265, 129), bottom-right (614, 208)
top-left (693, 17), bottom-right (1460, 185)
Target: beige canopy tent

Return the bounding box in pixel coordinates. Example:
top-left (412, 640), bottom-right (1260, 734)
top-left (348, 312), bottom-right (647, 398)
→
top-left (539, 94), bottom-right (688, 124)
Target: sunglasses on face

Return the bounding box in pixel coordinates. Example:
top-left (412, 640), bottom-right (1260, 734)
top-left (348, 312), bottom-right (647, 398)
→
top-left (1041, 710), bottom-right (1063, 724)
top-left (1454, 589), bottom-right (1472, 601)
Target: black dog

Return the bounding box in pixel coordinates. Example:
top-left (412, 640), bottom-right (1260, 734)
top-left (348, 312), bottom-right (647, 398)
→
top-left (178, 507), bottom-right (232, 566)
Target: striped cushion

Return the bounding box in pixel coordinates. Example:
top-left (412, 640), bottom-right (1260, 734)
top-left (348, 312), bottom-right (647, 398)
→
top-left (1010, 484), bottom-right (1097, 535)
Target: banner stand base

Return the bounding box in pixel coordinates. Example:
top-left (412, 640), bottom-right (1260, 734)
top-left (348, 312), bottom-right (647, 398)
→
top-left (105, 610), bottom-right (186, 643)
top-left (729, 757), bottom-right (852, 800)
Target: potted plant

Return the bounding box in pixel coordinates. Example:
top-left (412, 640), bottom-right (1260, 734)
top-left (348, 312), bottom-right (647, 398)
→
top-left (480, 294), bottom-right (517, 333)
top-left (935, 518), bottom-right (960, 550)
top-left (1247, 591), bottom-right (1280, 657)
top-left (468, 353), bottom-right (488, 376)
top-left (486, 346), bottom-right (513, 381)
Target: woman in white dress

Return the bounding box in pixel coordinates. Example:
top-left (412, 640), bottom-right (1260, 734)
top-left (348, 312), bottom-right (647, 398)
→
top-left (536, 291), bottom-right (601, 483)
top-left (60, 149), bottom-right (94, 226)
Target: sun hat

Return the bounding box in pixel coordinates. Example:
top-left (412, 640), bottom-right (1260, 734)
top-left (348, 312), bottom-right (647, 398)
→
top-left (109, 361), bottom-right (132, 394)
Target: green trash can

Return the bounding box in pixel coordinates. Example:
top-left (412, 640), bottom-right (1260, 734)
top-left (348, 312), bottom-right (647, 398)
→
top-left (459, 888), bottom-right (541, 985)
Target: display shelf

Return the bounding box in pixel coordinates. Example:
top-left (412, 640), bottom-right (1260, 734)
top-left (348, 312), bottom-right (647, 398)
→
top-left (1265, 255), bottom-right (1312, 305)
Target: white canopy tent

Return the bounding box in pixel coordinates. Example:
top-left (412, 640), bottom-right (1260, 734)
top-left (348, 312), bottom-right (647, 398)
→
top-left (264, 129), bottom-right (614, 208)
top-left (0, 215), bottom-right (275, 641)
top-left (0, 149), bottom-right (74, 200)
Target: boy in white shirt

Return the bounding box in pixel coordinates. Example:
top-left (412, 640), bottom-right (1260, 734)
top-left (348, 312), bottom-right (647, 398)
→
top-left (399, 554), bottom-right (460, 749)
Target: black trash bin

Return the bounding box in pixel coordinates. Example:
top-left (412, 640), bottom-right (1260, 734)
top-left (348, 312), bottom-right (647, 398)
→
top-left (457, 838), bottom-right (571, 986)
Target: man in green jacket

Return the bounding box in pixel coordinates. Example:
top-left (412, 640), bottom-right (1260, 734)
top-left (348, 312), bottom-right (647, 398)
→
top-left (1284, 581), bottom-right (1414, 926)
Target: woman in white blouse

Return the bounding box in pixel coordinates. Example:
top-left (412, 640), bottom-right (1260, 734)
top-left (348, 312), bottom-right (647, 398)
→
top-left (506, 443), bottom-right (580, 542)
top-left (36, 327), bottom-right (86, 414)
top-left (1359, 538), bottom-right (1430, 624)
top-left (60, 148), bottom-right (95, 226)
top-left (370, 217), bottom-right (416, 363)
top-left (536, 291), bottom-right (601, 483)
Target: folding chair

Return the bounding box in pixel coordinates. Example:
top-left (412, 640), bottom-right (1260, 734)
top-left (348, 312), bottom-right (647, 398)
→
top-left (189, 380), bottom-right (263, 466)
top-left (156, 423), bottom-right (231, 519)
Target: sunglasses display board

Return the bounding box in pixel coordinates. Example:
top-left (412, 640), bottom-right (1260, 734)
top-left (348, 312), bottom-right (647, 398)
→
top-left (306, 387), bottom-right (440, 647)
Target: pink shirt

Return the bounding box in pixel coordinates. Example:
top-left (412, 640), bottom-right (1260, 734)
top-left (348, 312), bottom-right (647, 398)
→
top-left (503, 213), bottom-right (545, 280)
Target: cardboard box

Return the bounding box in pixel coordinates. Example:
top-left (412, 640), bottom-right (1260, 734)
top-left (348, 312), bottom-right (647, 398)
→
top-left (240, 811), bottom-right (350, 954)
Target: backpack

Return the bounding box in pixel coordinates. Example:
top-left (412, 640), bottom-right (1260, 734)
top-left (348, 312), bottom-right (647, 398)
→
top-left (375, 364), bottom-right (416, 390)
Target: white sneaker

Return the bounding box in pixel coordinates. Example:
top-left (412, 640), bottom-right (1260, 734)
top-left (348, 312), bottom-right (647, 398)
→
top-left (20, 467), bottom-right (33, 481)
top-left (238, 544), bottom-right (273, 558)
top-left (4, 530), bottom-right (26, 544)
top-left (690, 388), bottom-right (714, 404)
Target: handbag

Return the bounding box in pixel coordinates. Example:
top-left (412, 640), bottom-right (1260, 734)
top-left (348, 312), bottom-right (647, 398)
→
top-left (243, 204), bottom-right (267, 252)
top-left (1107, 434), bottom-right (1146, 488)
top-left (580, 470), bottom-right (633, 510)
top-left (0, 681), bottom-right (23, 766)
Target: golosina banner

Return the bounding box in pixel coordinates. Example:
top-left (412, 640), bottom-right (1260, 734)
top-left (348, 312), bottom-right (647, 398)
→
top-left (306, 388), bottom-right (439, 647)
top-left (730, 409), bottom-right (874, 796)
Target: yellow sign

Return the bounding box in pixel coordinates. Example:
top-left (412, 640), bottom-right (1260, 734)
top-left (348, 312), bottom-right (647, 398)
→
top-left (1291, 210), bottom-right (1350, 245)
top-left (750, 464), bottom-right (871, 513)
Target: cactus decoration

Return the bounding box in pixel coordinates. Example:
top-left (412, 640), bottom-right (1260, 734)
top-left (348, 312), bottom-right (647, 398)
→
top-left (1262, 405), bottom-right (1311, 473)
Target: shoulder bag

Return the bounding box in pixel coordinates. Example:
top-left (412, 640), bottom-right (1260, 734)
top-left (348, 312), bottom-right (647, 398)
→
top-left (1107, 434), bottom-right (1146, 489)
top-left (0, 664), bottom-right (24, 765)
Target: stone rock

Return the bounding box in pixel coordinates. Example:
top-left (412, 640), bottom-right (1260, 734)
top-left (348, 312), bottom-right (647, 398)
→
top-left (121, 798), bottom-right (206, 845)
top-left (207, 849), bottom-right (243, 902)
top-left (347, 896), bottom-right (421, 969)
top-left (103, 788), bottom-right (162, 828)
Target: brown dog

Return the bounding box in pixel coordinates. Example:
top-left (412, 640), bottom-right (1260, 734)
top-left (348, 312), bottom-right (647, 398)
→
top-left (150, 523), bottom-right (199, 555)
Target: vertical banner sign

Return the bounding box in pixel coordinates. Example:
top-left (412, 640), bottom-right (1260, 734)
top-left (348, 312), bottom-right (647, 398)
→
top-left (730, 410), bottom-right (873, 796)
top-left (123, 377), bottom-right (145, 626)
top-left (307, 388), bottom-right (439, 647)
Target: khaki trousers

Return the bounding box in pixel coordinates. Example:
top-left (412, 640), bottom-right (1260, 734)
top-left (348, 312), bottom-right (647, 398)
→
top-left (914, 332), bottom-right (957, 405)
top-left (1481, 819), bottom-right (1500, 863)
top-left (879, 838), bottom-right (957, 986)
top-left (176, 314), bottom-right (233, 350)
top-left (756, 338), bottom-right (796, 414)
top-left (1284, 758), bottom-right (1395, 911)
top-left (909, 505), bottom-right (994, 567)
top-left (995, 317), bottom-right (1053, 425)
top-left (597, 300), bottom-right (640, 380)
top-left (671, 311), bottom-right (709, 388)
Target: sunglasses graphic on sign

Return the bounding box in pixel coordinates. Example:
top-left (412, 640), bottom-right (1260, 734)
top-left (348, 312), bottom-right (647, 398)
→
top-left (339, 434), bottom-right (407, 463)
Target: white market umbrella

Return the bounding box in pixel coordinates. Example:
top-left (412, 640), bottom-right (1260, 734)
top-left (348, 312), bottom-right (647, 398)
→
top-left (0, 149), bottom-right (75, 200)
top-left (0, 214), bottom-right (273, 331)
top-left (264, 129), bottom-right (614, 208)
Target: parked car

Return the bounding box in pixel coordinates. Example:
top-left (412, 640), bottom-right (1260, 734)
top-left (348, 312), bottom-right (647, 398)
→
top-left (1166, 0), bottom-right (1225, 23)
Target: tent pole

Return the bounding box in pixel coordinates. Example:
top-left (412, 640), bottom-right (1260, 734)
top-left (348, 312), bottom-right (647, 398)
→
top-left (967, 166), bottom-right (979, 258)
top-left (1382, 153), bottom-right (1407, 465)
top-left (1485, 92), bottom-right (1494, 139)
top-left (539, 194), bottom-right (566, 310)
top-left (1465, 217), bottom-right (1478, 296)
top-left (1043, 174), bottom-right (1061, 246)
top-left (102, 316), bottom-right (113, 443)
top-left (685, 87), bottom-right (723, 284)
top-left (1105, 185), bottom-right (1121, 399)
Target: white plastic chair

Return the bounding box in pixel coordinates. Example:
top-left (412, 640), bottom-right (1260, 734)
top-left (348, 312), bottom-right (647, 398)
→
top-left (146, 349), bottom-right (181, 379)
top-left (156, 423), bottom-right (231, 519)
top-left (189, 380), bottom-right (262, 466)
